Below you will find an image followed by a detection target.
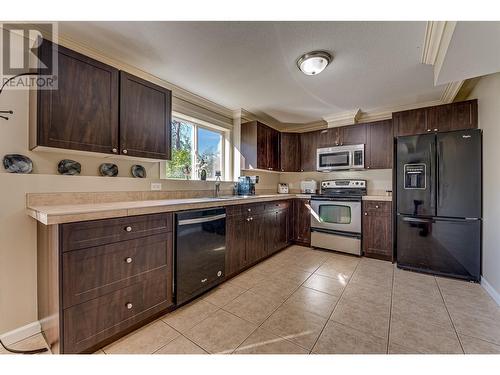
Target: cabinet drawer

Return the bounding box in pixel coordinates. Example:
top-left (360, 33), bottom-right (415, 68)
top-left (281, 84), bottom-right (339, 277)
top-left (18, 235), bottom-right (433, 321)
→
top-left (61, 213), bottom-right (172, 252)
top-left (266, 200), bottom-right (290, 211)
top-left (62, 233), bottom-right (172, 308)
top-left (363, 201), bottom-right (392, 213)
top-left (63, 269), bottom-right (170, 353)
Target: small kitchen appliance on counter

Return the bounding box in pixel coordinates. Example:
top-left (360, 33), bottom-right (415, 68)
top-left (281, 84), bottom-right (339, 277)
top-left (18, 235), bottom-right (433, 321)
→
top-left (310, 179), bottom-right (366, 255)
top-left (236, 176), bottom-right (258, 195)
top-left (300, 179), bottom-right (317, 194)
top-left (277, 183), bottom-right (289, 194)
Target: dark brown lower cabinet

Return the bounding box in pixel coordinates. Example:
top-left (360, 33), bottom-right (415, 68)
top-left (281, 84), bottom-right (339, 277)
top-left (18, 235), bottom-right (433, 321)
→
top-left (292, 198), bottom-right (311, 246)
top-left (225, 201), bottom-right (291, 278)
top-left (362, 201), bottom-right (393, 261)
top-left (37, 213), bottom-right (174, 354)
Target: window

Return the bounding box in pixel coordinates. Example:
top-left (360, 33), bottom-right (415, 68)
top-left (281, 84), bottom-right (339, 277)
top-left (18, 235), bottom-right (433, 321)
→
top-left (165, 117), bottom-right (224, 180)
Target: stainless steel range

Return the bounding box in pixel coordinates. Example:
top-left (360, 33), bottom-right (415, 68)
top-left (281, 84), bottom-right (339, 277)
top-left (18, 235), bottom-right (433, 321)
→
top-left (310, 179), bottom-right (366, 255)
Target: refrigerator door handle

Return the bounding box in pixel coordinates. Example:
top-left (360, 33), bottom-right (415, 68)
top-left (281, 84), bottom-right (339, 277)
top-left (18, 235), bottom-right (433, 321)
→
top-left (437, 140), bottom-right (444, 208)
top-left (401, 217), bottom-right (435, 224)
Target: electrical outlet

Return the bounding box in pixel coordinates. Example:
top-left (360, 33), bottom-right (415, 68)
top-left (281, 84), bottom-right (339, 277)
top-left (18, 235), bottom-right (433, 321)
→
top-left (151, 182), bottom-right (162, 191)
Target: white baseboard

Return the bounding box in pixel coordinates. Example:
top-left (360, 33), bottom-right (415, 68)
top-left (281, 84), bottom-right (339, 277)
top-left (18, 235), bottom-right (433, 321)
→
top-left (481, 277), bottom-right (500, 307)
top-left (0, 321), bottom-right (41, 346)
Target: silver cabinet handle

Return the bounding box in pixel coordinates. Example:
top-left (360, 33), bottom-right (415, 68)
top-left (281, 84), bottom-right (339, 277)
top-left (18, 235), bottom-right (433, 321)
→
top-left (125, 257), bottom-right (133, 264)
top-left (125, 226), bottom-right (132, 232)
top-left (247, 208), bottom-right (251, 212)
top-left (434, 128), bottom-right (438, 131)
top-left (250, 217), bottom-right (253, 221)
top-left (126, 302), bottom-right (133, 309)
top-left (122, 149), bottom-right (128, 154)
top-left (427, 129), bottom-right (431, 132)
top-left (201, 278), bottom-right (207, 283)
top-left (246, 217), bottom-right (251, 222)
top-left (375, 205), bottom-right (379, 209)
top-left (364, 212), bottom-right (368, 216)
top-left (112, 148), bottom-right (118, 153)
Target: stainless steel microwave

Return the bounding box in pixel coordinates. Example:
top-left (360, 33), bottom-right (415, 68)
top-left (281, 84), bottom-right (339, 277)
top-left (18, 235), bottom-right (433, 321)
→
top-left (316, 144), bottom-right (365, 171)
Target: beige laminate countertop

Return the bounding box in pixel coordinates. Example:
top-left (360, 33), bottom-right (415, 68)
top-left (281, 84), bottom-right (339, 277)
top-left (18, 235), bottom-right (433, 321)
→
top-left (27, 193), bottom-right (393, 225)
top-left (362, 195), bottom-right (393, 202)
top-left (27, 194), bottom-right (298, 225)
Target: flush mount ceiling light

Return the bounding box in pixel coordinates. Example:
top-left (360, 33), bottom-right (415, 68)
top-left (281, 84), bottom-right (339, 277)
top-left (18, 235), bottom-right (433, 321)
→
top-left (297, 50), bottom-right (332, 76)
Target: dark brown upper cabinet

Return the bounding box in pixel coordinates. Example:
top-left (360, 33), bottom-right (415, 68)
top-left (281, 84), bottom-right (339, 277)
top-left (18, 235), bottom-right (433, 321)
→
top-left (32, 40), bottom-right (172, 160)
top-left (393, 100), bottom-right (478, 137)
top-left (34, 40), bottom-right (119, 154)
top-left (340, 123), bottom-right (367, 145)
top-left (365, 119), bottom-right (393, 169)
top-left (427, 99), bottom-right (478, 133)
top-left (393, 107), bottom-right (428, 137)
top-left (119, 72), bottom-right (172, 159)
top-left (280, 132), bottom-right (301, 172)
top-left (241, 121), bottom-right (280, 171)
top-left (299, 130), bottom-right (320, 171)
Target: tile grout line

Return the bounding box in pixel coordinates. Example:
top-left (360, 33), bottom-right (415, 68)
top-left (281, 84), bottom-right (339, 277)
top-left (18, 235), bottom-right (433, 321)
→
top-left (307, 255), bottom-right (363, 354)
top-left (386, 264), bottom-right (396, 354)
top-left (153, 321), bottom-right (207, 354)
top-left (434, 277), bottom-right (465, 354)
top-left (232, 248), bottom-right (333, 354)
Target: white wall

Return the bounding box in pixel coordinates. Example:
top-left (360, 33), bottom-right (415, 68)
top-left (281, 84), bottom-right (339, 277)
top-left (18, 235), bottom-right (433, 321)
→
top-left (467, 72), bottom-right (500, 301)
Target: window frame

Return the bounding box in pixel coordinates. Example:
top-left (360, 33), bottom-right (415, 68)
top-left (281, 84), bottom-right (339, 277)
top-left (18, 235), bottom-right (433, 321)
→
top-left (163, 113), bottom-right (227, 181)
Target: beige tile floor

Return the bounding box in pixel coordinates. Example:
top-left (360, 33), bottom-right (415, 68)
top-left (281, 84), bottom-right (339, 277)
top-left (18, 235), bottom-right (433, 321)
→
top-left (3, 245), bottom-right (500, 355)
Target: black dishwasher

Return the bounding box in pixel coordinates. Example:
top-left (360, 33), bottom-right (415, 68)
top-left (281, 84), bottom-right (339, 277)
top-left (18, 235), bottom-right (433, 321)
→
top-left (175, 208), bottom-right (226, 305)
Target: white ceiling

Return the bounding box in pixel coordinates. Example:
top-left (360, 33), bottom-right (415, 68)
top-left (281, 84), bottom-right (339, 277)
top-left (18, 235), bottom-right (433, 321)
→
top-left (59, 21), bottom-right (446, 124)
top-left (435, 21), bottom-right (500, 85)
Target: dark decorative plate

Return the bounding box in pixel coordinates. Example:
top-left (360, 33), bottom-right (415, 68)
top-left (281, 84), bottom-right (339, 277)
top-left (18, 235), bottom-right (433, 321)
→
top-left (3, 154), bottom-right (33, 174)
top-left (57, 159), bottom-right (81, 175)
top-left (131, 164), bottom-right (146, 178)
top-left (99, 163), bottom-right (118, 177)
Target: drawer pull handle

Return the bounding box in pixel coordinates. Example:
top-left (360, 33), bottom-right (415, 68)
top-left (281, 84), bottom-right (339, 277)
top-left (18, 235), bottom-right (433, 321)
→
top-left (126, 302), bottom-right (133, 310)
top-left (122, 149), bottom-right (128, 154)
top-left (247, 208), bottom-right (251, 212)
top-left (364, 212), bottom-right (368, 216)
top-left (201, 278), bottom-right (208, 283)
top-left (125, 226), bottom-right (132, 232)
top-left (125, 257), bottom-right (133, 264)
top-left (375, 205), bottom-right (379, 209)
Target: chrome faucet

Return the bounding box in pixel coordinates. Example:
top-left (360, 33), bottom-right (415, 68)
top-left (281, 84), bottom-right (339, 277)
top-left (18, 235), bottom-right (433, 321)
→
top-left (214, 171), bottom-right (221, 198)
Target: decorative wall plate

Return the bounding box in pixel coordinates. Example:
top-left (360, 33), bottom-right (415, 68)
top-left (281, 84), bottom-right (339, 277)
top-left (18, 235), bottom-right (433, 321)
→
top-left (57, 159), bottom-right (81, 175)
top-left (99, 163), bottom-right (118, 177)
top-left (131, 164), bottom-right (146, 178)
top-left (3, 154), bottom-right (33, 174)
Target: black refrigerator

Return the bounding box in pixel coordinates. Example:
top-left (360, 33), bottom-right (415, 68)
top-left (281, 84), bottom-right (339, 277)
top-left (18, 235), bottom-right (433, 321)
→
top-left (396, 129), bottom-right (482, 282)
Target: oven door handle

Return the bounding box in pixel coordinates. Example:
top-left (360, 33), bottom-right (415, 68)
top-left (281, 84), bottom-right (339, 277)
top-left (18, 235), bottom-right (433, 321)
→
top-left (311, 228), bottom-right (361, 239)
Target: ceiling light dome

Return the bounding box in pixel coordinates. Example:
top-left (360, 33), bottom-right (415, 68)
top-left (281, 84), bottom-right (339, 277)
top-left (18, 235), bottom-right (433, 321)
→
top-left (297, 50), bottom-right (332, 76)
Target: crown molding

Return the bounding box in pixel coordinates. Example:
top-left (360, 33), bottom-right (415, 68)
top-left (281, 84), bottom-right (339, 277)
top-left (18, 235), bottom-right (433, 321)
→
top-left (421, 21), bottom-right (447, 65)
top-left (281, 120), bottom-right (327, 133)
top-left (440, 81), bottom-right (464, 103)
top-left (433, 21), bottom-right (457, 85)
top-left (239, 108), bottom-right (285, 131)
top-left (323, 109), bottom-right (361, 128)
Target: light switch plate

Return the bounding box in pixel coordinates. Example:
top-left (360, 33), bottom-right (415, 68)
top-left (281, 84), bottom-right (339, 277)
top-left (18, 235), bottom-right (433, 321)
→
top-left (151, 182), bottom-right (162, 191)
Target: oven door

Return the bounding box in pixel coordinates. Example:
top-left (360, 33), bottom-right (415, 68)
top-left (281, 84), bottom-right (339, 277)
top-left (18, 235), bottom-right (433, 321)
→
top-left (317, 149), bottom-right (351, 171)
top-left (310, 199), bottom-right (361, 234)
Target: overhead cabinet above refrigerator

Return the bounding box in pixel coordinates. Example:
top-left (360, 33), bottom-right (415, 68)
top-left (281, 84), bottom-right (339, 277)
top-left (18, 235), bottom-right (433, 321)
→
top-left (396, 129), bottom-right (482, 282)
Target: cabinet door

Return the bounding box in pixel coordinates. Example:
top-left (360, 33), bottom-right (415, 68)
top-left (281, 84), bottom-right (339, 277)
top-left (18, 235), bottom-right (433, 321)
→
top-left (120, 72), bottom-right (172, 159)
top-left (362, 201), bottom-right (392, 261)
top-left (317, 128), bottom-right (340, 147)
top-left (276, 208), bottom-right (289, 251)
top-left (225, 213), bottom-right (247, 276)
top-left (246, 213), bottom-right (268, 264)
top-left (300, 131), bottom-right (320, 171)
top-left (293, 199), bottom-right (311, 245)
top-left (428, 100), bottom-right (478, 133)
top-left (36, 41), bottom-right (119, 154)
top-left (366, 120), bottom-right (393, 169)
top-left (267, 127), bottom-right (280, 171)
top-left (280, 133), bottom-right (301, 172)
top-left (393, 108), bottom-right (428, 137)
top-left (256, 123), bottom-right (269, 169)
top-left (340, 123), bottom-right (366, 145)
